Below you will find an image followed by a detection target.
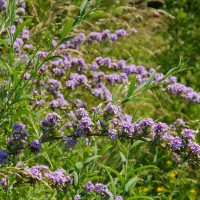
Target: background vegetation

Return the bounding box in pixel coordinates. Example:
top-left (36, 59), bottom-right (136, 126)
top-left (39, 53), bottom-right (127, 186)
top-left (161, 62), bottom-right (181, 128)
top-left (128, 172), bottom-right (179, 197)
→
top-left (1, 0), bottom-right (200, 199)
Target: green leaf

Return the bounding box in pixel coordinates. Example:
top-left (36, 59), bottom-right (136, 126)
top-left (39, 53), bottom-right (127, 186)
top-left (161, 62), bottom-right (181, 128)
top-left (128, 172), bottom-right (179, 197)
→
top-left (99, 144), bottom-right (112, 155)
top-left (132, 82), bottom-right (146, 95)
top-left (130, 141), bottom-right (143, 150)
top-left (112, 94), bottom-right (116, 104)
top-left (0, 15), bottom-right (6, 33)
top-left (61, 19), bottom-right (75, 40)
top-left (180, 57), bottom-right (191, 70)
top-left (126, 195), bottom-right (153, 200)
top-left (72, 16), bottom-right (81, 28)
top-left (10, 0), bottom-right (17, 24)
top-left (74, 171), bottom-right (79, 187)
top-left (107, 171), bottom-right (116, 196)
top-left (84, 155), bottom-right (101, 168)
top-left (145, 71), bottom-right (156, 88)
top-left (128, 97), bottom-right (152, 102)
top-left (132, 107), bottom-right (138, 123)
top-left (11, 95), bottom-right (33, 105)
top-left (44, 55), bottom-right (64, 63)
top-left (99, 165), bottom-right (125, 186)
top-left (13, 109), bottom-right (32, 121)
top-left (13, 19), bottom-right (32, 43)
top-left (125, 176), bottom-right (139, 192)
top-left (96, 0), bottom-right (102, 5)
top-left (127, 165), bottom-right (158, 180)
top-left (0, 57), bottom-right (18, 86)
top-left (120, 151), bottom-right (126, 164)
top-left (15, 16), bottom-right (34, 20)
top-left (14, 54), bottom-right (33, 69)
top-left (45, 34), bottom-right (52, 50)
top-left (144, 82), bottom-right (171, 91)
top-left (63, 158), bottom-right (75, 167)
top-left (0, 38), bottom-right (11, 52)
top-left (82, 176), bottom-right (104, 185)
top-left (127, 75), bottom-right (136, 98)
top-left (132, 165), bottom-right (158, 173)
top-left (84, 12), bottom-right (110, 19)
top-left (80, 0), bottom-right (90, 16)
top-left (57, 36), bottom-right (76, 47)
top-left (16, 0), bottom-right (37, 7)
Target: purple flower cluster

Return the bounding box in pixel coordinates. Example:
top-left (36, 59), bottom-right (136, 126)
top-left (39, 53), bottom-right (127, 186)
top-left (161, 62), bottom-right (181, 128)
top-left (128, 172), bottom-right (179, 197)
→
top-left (182, 129), bottom-right (195, 140)
top-left (46, 79), bottom-right (62, 94)
top-left (174, 118), bottom-right (185, 128)
top-left (83, 181), bottom-right (123, 200)
top-left (63, 136), bottom-right (78, 148)
top-left (152, 122), bottom-right (169, 137)
top-left (75, 116), bottom-right (94, 136)
top-left (119, 122), bottom-right (134, 135)
top-left (74, 194), bottom-right (81, 200)
top-left (49, 168), bottom-right (72, 186)
top-left (66, 73), bottom-right (87, 90)
top-left (167, 83), bottom-right (200, 104)
top-left (30, 140), bottom-right (42, 156)
top-left (55, 102), bottom-right (200, 163)
top-left (138, 118), bottom-right (154, 133)
top-left (169, 136), bottom-right (184, 151)
top-left (50, 93), bottom-right (69, 109)
top-left (7, 123), bottom-right (29, 155)
top-left (75, 108), bottom-right (88, 119)
top-left (0, 149), bottom-right (9, 166)
top-left (0, 0), bottom-right (6, 9)
top-left (0, 176), bottom-right (7, 188)
top-left (104, 102), bottom-right (120, 116)
top-left (24, 165), bottom-right (73, 186)
top-left (40, 113), bottom-right (61, 139)
top-left (108, 129), bottom-right (118, 141)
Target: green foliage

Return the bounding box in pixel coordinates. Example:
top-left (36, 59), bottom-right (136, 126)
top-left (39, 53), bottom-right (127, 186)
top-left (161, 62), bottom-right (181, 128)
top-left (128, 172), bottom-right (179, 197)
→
top-left (1, 0), bottom-right (200, 199)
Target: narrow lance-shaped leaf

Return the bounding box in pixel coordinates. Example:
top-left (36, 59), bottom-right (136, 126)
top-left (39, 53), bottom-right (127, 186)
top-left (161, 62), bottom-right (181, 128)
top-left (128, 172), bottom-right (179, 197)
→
top-left (82, 176), bottom-right (104, 185)
top-left (61, 19), bottom-right (75, 40)
top-left (13, 19), bottom-right (32, 43)
top-left (96, 0), bottom-right (102, 5)
top-left (128, 97), bottom-right (152, 102)
top-left (107, 171), bottom-right (116, 196)
top-left (43, 55), bottom-right (64, 63)
top-left (80, 0), bottom-right (90, 16)
top-left (132, 107), bottom-right (138, 123)
top-left (57, 36), bottom-right (76, 47)
top-left (120, 151), bottom-right (127, 164)
top-left (132, 165), bottom-right (159, 173)
top-left (15, 15), bottom-right (33, 20)
top-left (14, 54), bottom-right (34, 69)
top-left (145, 71), bottom-right (156, 88)
top-left (16, 0), bottom-right (37, 7)
top-left (83, 12), bottom-right (110, 20)
top-left (180, 57), bottom-right (191, 70)
top-left (10, 0), bottom-right (16, 24)
top-left (130, 140), bottom-right (143, 150)
top-left (144, 82), bottom-right (171, 91)
top-left (99, 165), bottom-right (125, 186)
top-left (0, 38), bottom-right (11, 52)
top-left (84, 155), bottom-right (101, 168)
top-left (74, 171), bottom-right (79, 187)
top-left (127, 74), bottom-right (136, 98)
top-left (125, 176), bottom-right (139, 193)
top-left (72, 16), bottom-right (81, 28)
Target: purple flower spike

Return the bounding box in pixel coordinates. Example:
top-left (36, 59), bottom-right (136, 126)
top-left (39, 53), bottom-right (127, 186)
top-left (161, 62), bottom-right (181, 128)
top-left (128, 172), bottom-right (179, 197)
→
top-left (0, 150), bottom-right (10, 166)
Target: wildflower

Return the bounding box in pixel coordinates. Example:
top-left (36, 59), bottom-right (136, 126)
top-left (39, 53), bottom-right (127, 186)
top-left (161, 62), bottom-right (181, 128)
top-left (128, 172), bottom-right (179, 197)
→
top-left (157, 187), bottom-right (164, 192)
top-left (0, 150), bottom-right (9, 166)
top-left (84, 181), bottom-right (94, 192)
